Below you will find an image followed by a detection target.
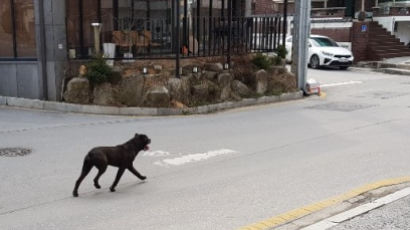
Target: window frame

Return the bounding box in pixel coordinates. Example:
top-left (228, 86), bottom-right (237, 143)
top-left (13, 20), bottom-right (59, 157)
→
top-left (0, 0), bottom-right (37, 61)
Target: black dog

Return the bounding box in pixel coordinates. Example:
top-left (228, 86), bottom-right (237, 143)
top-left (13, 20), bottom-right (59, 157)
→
top-left (73, 134), bottom-right (151, 197)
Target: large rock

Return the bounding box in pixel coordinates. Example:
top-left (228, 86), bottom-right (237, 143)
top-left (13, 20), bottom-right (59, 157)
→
top-left (168, 77), bottom-right (191, 104)
top-left (144, 86), bottom-right (170, 107)
top-left (93, 83), bottom-right (117, 106)
top-left (115, 75), bottom-right (145, 106)
top-left (267, 71), bottom-right (297, 95)
top-left (271, 66), bottom-right (287, 76)
top-left (203, 71), bottom-right (217, 80)
top-left (63, 78), bottom-right (90, 104)
top-left (206, 80), bottom-right (221, 101)
top-left (153, 65), bottom-right (163, 73)
top-left (217, 72), bottom-right (233, 87)
top-left (255, 70), bottom-right (268, 94)
top-left (192, 83), bottom-right (209, 100)
top-left (182, 65), bottom-right (195, 76)
top-left (220, 86), bottom-right (232, 101)
top-left (204, 63), bottom-right (224, 73)
top-left (232, 80), bottom-right (252, 98)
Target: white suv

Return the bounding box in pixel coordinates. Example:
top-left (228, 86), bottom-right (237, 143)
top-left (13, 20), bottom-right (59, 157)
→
top-left (285, 35), bottom-right (354, 70)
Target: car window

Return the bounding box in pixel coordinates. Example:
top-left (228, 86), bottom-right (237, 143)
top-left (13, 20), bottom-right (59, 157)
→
top-left (310, 37), bottom-right (339, 47)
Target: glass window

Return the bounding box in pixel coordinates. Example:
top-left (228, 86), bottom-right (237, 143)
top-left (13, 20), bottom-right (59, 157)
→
top-left (311, 37), bottom-right (339, 47)
top-left (14, 0), bottom-right (36, 57)
top-left (67, 0), bottom-right (81, 53)
top-left (0, 0), bottom-right (14, 57)
top-left (82, 0), bottom-right (99, 55)
top-left (0, 0), bottom-right (36, 58)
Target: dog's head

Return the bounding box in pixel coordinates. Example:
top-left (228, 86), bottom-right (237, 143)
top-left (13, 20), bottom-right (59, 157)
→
top-left (134, 133), bottom-right (151, 151)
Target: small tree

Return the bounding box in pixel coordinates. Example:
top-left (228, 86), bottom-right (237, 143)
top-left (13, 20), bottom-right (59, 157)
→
top-left (84, 56), bottom-right (121, 86)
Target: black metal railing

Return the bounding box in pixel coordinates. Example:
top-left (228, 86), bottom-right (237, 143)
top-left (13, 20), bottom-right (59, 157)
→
top-left (68, 15), bottom-right (286, 60)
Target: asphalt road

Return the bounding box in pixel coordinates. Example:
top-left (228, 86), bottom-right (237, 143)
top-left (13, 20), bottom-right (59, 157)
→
top-left (1, 68), bottom-right (410, 230)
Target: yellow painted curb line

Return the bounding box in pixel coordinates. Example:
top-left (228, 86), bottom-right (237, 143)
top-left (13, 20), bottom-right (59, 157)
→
top-left (239, 176), bottom-right (410, 230)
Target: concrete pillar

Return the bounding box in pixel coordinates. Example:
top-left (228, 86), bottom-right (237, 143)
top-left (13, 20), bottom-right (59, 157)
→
top-left (244, 0), bottom-right (252, 17)
top-left (35, 0), bottom-right (68, 101)
top-left (34, 0), bottom-right (47, 99)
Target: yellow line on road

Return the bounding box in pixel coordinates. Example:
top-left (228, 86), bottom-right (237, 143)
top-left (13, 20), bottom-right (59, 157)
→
top-left (239, 176), bottom-right (410, 230)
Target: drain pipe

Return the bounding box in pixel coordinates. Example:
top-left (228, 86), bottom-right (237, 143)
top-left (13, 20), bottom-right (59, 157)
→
top-left (38, 0), bottom-right (48, 100)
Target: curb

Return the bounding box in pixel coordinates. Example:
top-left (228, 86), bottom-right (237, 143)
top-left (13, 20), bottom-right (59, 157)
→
top-left (239, 176), bottom-right (410, 230)
top-left (356, 61), bottom-right (410, 76)
top-left (302, 186), bottom-right (410, 230)
top-left (0, 91), bottom-right (303, 116)
top-left (373, 68), bottom-right (410, 76)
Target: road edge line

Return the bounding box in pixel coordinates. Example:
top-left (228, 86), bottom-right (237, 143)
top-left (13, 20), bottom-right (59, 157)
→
top-left (302, 186), bottom-right (410, 230)
top-left (239, 176), bottom-right (410, 230)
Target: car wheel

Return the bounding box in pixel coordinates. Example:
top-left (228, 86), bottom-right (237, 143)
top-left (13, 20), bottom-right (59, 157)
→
top-left (309, 55), bottom-right (320, 69)
top-left (339, 66), bottom-right (349, 70)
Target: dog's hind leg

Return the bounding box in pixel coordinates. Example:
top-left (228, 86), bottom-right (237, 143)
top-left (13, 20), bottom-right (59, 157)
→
top-left (128, 166), bottom-right (147, 180)
top-left (73, 156), bottom-right (93, 197)
top-left (110, 168), bottom-right (125, 192)
top-left (93, 164), bottom-right (107, 189)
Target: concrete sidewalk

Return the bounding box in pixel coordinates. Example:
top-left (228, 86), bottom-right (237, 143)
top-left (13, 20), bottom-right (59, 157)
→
top-left (356, 56), bottom-right (410, 76)
top-left (300, 186), bottom-right (410, 230)
top-left (331, 193), bottom-right (410, 230)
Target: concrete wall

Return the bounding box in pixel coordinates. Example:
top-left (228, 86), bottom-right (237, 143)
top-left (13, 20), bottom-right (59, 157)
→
top-left (396, 21), bottom-right (410, 45)
top-left (0, 62), bottom-right (41, 99)
top-left (311, 21), bottom-right (353, 42)
top-left (374, 16), bottom-right (410, 46)
top-left (351, 21), bottom-right (370, 62)
top-left (373, 16), bottom-right (395, 32)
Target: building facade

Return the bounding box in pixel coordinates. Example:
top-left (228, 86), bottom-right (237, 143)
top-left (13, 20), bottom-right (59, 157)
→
top-left (0, 0), bottom-right (256, 100)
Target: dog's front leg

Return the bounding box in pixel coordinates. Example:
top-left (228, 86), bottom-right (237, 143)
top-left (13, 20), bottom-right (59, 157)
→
top-left (110, 168), bottom-right (125, 192)
top-left (128, 166), bottom-right (147, 180)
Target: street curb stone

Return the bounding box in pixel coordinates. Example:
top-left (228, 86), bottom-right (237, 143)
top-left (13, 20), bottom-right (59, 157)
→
top-left (0, 96), bottom-right (6, 105)
top-left (356, 61), bottom-right (410, 76)
top-left (0, 91), bottom-right (303, 116)
top-left (374, 68), bottom-right (410, 76)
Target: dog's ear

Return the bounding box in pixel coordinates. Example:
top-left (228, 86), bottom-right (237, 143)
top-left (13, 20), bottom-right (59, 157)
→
top-left (134, 133), bottom-right (139, 138)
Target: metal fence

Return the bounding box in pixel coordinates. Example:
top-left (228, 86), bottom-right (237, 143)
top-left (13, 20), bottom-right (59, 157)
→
top-left (70, 15), bottom-right (286, 60)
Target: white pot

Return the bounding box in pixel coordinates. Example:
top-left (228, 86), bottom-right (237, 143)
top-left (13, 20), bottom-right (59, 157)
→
top-left (103, 43), bottom-right (116, 66)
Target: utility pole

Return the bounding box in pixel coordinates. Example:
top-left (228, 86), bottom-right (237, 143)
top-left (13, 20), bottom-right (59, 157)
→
top-left (291, 0), bottom-right (311, 92)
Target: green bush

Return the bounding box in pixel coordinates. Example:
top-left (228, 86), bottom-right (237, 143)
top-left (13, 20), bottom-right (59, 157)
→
top-left (276, 45), bottom-right (288, 59)
top-left (271, 56), bottom-right (282, 66)
top-left (84, 56), bottom-right (117, 86)
top-left (252, 54), bottom-right (272, 70)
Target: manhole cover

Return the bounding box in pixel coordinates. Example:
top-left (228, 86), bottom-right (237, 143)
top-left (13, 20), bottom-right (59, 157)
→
top-left (0, 148), bottom-right (32, 157)
top-left (307, 102), bottom-right (377, 112)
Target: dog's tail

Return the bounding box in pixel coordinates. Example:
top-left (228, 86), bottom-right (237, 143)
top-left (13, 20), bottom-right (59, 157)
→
top-left (82, 155), bottom-right (93, 171)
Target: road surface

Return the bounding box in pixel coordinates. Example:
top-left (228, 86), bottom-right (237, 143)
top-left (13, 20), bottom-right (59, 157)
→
top-left (1, 68), bottom-right (410, 230)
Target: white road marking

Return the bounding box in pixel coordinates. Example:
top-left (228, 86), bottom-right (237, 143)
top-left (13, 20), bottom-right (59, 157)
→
top-left (142, 150), bottom-right (170, 157)
top-left (321, 81), bottom-right (363, 88)
top-left (302, 187), bottom-right (410, 230)
top-left (154, 149), bottom-right (238, 166)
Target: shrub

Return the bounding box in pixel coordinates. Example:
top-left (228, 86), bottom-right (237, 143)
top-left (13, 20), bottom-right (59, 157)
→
top-left (232, 55), bottom-right (257, 89)
top-left (276, 45), bottom-right (288, 59)
top-left (84, 56), bottom-right (117, 86)
top-left (271, 56), bottom-right (283, 66)
top-left (251, 54), bottom-right (272, 70)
